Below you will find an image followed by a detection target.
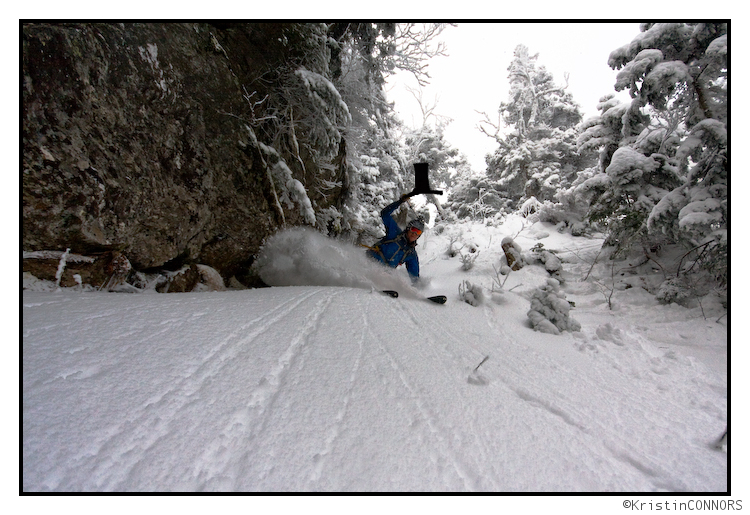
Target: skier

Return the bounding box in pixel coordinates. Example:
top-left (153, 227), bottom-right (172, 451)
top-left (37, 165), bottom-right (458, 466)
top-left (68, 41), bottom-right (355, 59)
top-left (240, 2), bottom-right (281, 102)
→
top-left (366, 195), bottom-right (424, 283)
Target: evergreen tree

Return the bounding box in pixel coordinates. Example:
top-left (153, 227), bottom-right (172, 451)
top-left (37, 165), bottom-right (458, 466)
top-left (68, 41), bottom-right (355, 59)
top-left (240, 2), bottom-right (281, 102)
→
top-left (578, 23), bottom-right (727, 288)
top-left (328, 23), bottom-right (450, 241)
top-left (483, 45), bottom-right (594, 204)
top-left (402, 121), bottom-right (468, 193)
top-left (231, 24), bottom-right (338, 228)
top-left (451, 44), bottom-right (595, 222)
top-left (577, 94), bottom-right (648, 172)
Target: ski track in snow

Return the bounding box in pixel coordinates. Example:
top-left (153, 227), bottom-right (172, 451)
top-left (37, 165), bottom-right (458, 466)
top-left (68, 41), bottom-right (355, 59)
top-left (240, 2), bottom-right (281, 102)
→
top-left (307, 296), bottom-right (364, 487)
top-left (392, 299), bottom-right (511, 491)
top-left (367, 299), bottom-right (483, 491)
top-left (478, 301), bottom-right (717, 492)
top-left (191, 288), bottom-right (333, 491)
top-left (23, 245), bottom-right (727, 492)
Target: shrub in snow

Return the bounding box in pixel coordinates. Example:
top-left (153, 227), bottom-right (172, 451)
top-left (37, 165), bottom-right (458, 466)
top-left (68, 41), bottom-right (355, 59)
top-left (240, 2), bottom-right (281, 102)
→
top-left (459, 280), bottom-right (485, 307)
top-left (655, 277), bottom-right (691, 306)
top-left (489, 264), bottom-right (513, 294)
top-left (443, 227), bottom-right (481, 262)
top-left (534, 200), bottom-right (569, 226)
top-left (519, 196), bottom-right (542, 218)
top-left (525, 243), bottom-right (562, 281)
top-left (459, 249), bottom-right (479, 271)
top-left (527, 278), bottom-right (580, 335)
top-left (446, 233), bottom-right (462, 257)
top-left (542, 252), bottom-right (562, 277)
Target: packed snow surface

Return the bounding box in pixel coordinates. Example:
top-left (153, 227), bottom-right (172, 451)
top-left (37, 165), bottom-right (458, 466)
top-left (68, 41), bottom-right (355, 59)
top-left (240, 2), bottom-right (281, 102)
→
top-left (22, 219), bottom-right (727, 492)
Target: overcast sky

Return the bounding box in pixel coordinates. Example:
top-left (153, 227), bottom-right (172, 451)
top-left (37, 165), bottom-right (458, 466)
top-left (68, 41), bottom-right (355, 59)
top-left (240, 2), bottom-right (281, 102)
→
top-left (385, 22), bottom-right (643, 172)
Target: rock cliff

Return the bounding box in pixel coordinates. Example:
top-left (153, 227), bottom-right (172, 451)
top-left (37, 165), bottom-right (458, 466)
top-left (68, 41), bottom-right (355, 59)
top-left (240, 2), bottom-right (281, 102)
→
top-left (23, 22), bottom-right (344, 289)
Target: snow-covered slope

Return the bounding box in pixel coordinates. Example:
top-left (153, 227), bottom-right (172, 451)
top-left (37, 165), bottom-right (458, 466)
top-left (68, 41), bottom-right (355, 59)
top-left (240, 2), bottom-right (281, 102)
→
top-left (22, 219), bottom-right (727, 492)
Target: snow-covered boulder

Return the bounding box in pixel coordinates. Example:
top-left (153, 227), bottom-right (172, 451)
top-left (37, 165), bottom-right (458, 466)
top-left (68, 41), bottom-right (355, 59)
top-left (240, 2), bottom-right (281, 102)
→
top-left (527, 278), bottom-right (581, 335)
top-left (194, 264), bottom-right (227, 292)
top-left (501, 236), bottom-right (523, 271)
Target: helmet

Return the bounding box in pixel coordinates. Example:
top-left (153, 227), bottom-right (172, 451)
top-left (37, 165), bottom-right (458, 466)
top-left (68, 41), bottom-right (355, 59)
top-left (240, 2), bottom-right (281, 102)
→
top-left (406, 218), bottom-right (425, 233)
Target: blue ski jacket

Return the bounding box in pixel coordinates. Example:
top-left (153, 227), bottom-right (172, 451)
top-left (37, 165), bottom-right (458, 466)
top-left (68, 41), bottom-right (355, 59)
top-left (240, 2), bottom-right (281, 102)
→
top-left (366, 198), bottom-right (420, 281)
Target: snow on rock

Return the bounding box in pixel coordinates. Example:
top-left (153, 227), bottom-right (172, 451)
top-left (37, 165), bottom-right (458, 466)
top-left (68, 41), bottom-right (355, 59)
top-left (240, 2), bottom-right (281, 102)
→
top-left (500, 236), bottom-right (523, 271)
top-left (194, 264), bottom-right (226, 292)
top-left (23, 250), bottom-right (95, 263)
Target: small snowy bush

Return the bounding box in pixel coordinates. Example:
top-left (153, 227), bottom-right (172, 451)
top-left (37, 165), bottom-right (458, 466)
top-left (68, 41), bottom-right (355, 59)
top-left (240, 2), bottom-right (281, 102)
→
top-left (527, 278), bottom-right (580, 335)
top-left (459, 280), bottom-right (485, 307)
top-left (655, 277), bottom-right (691, 306)
top-left (519, 196), bottom-right (542, 218)
top-left (525, 243), bottom-right (563, 281)
top-left (459, 250), bottom-right (480, 271)
top-left (534, 199), bottom-right (577, 227)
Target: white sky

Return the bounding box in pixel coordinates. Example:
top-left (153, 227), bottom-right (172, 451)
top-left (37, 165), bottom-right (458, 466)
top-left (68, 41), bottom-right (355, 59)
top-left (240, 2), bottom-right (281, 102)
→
top-left (385, 22), bottom-right (643, 172)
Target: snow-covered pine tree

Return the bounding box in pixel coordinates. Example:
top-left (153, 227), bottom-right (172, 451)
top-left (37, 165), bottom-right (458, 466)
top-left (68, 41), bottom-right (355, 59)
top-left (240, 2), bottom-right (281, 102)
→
top-left (236, 24), bottom-right (362, 229)
top-left (568, 93), bottom-right (652, 240)
top-left (482, 45), bottom-right (595, 205)
top-left (577, 94), bottom-right (646, 173)
top-left (403, 122), bottom-right (468, 195)
top-left (329, 27), bottom-right (405, 241)
top-left (579, 23), bottom-right (727, 291)
top-left (330, 23), bottom-right (450, 242)
top-left (638, 24), bottom-right (727, 288)
top-left (444, 173), bottom-right (511, 223)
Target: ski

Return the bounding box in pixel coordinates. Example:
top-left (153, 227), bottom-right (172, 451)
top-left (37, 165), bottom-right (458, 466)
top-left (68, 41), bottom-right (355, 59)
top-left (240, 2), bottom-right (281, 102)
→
top-left (380, 290), bottom-right (446, 304)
